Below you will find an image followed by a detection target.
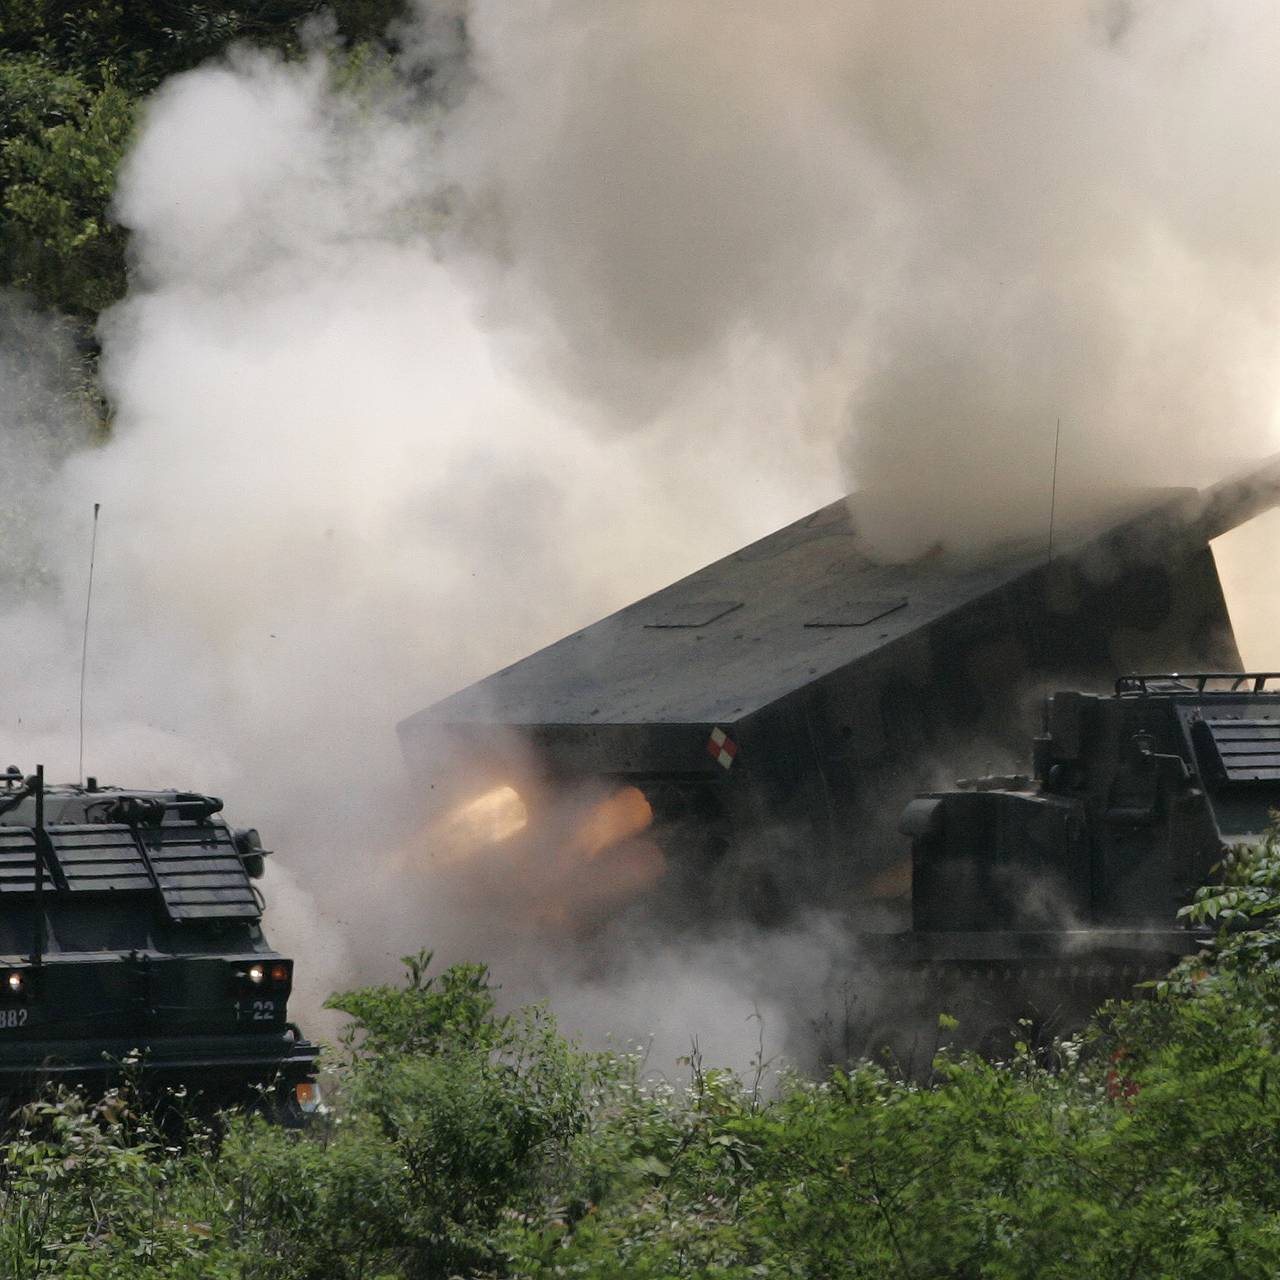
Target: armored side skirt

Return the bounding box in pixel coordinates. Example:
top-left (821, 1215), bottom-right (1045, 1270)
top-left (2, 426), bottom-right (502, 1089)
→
top-left (835, 928), bottom-right (1207, 1069)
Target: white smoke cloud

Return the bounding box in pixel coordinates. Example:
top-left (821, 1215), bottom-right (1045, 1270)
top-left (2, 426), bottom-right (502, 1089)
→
top-left (447, 0), bottom-right (1280, 557)
top-left (5, 0), bottom-right (1280, 1067)
top-left (1, 26), bottom-right (839, 1065)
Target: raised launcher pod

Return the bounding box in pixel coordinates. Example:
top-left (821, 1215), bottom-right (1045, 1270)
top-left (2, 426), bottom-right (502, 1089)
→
top-left (897, 673), bottom-right (1280, 1035)
top-left (400, 457), bottom-right (1280, 927)
top-left (0, 768), bottom-right (317, 1113)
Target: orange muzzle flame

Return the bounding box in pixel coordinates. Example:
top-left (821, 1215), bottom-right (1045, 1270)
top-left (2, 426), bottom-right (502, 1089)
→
top-left (570, 786), bottom-right (654, 859)
top-left (435, 784), bottom-right (528, 864)
top-left (416, 782), bottom-right (663, 929)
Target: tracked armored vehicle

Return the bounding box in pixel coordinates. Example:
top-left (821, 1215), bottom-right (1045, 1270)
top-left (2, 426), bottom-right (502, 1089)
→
top-left (0, 767), bottom-right (316, 1111)
top-left (400, 457), bottom-right (1280, 1051)
top-left (402, 469), bottom-right (1263, 925)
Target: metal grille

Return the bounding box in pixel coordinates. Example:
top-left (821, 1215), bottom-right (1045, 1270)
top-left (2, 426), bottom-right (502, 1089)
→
top-left (51, 825), bottom-right (153, 893)
top-left (1201, 717), bottom-right (1280, 782)
top-left (0, 829), bottom-right (37, 894)
top-left (142, 823), bottom-right (259, 921)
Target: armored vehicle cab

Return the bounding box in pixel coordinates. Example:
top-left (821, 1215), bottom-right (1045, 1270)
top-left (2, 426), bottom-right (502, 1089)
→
top-left (906, 672), bottom-right (1280, 935)
top-left (884, 672), bottom-right (1280, 1045)
top-left (906, 670), bottom-right (1280, 931)
top-left (0, 768), bottom-right (316, 1110)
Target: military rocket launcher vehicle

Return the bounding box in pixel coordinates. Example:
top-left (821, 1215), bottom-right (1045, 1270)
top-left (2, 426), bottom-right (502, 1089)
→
top-left (401, 457), bottom-right (1280, 1047)
top-left (402, 460), bottom-right (1280, 911)
top-left (0, 767), bottom-right (317, 1113)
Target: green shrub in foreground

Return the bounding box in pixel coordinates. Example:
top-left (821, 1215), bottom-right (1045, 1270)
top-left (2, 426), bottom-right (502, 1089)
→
top-left (7, 839), bottom-right (1280, 1277)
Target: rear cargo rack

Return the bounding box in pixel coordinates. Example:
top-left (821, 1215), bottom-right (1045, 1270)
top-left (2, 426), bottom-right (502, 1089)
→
top-left (1116, 673), bottom-right (1280, 696)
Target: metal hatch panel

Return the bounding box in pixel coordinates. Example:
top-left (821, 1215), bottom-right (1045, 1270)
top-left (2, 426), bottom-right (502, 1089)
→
top-left (805, 598), bottom-right (908, 628)
top-left (0, 829), bottom-right (37, 893)
top-left (1201, 716), bottom-right (1280, 782)
top-left (404, 498), bottom-right (1045, 732)
top-left (644, 601), bottom-right (743, 628)
top-left (402, 464), bottom-right (1280, 802)
top-left (52, 826), bottom-right (153, 893)
top-left (406, 480), bottom-right (1244, 739)
top-left (139, 824), bottom-right (260, 922)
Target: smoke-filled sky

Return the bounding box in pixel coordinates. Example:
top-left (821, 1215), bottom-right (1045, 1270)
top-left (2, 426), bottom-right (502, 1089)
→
top-left (5, 0), bottom-right (1280, 1067)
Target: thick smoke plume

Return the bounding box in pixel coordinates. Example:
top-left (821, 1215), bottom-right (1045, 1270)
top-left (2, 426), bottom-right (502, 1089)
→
top-left (5, 0), bottom-right (1280, 1067)
top-left (441, 0), bottom-right (1280, 556)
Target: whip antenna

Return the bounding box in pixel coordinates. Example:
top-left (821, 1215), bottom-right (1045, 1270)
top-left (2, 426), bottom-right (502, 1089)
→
top-left (1046, 417), bottom-right (1061, 564)
top-left (78, 503), bottom-right (100, 786)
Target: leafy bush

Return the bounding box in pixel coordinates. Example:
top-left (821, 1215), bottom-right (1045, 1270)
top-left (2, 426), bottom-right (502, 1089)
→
top-left (0, 56), bottom-right (133, 319)
top-left (323, 952), bottom-right (591, 1275)
top-left (8, 842), bottom-right (1280, 1277)
top-left (208, 1110), bottom-right (411, 1280)
top-left (0, 2), bottom-right (425, 337)
top-left (503, 835), bottom-right (1280, 1277)
top-left (0, 1088), bottom-right (219, 1278)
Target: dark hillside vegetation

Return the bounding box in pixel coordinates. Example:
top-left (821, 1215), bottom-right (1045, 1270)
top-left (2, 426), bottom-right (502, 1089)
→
top-left (3, 839), bottom-right (1280, 1279)
top-left (0, 1), bottom-right (411, 329)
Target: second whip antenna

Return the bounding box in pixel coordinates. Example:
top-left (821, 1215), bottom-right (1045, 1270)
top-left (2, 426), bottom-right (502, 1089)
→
top-left (79, 502), bottom-right (100, 786)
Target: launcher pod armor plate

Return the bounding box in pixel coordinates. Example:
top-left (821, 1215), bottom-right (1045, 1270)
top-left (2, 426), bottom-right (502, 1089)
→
top-left (402, 477), bottom-right (1249, 925)
top-left (0, 770), bottom-right (316, 1109)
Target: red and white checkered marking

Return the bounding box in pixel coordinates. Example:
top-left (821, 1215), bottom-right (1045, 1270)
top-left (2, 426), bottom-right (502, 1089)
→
top-left (707, 727), bottom-right (738, 770)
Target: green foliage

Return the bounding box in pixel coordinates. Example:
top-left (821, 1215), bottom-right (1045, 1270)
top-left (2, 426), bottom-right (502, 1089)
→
top-left (10, 839), bottom-right (1280, 1277)
top-left (0, 1), bottom-right (416, 336)
top-left (0, 1089), bottom-right (219, 1278)
top-left (0, 3), bottom-right (414, 96)
top-left (327, 950), bottom-right (502, 1060)
top-left (324, 952), bottom-right (591, 1273)
top-left (0, 56), bottom-right (133, 319)
top-left (0, 953), bottom-right (590, 1278)
top-left (209, 1111), bottom-right (412, 1280)
top-left (1179, 825), bottom-right (1280, 956)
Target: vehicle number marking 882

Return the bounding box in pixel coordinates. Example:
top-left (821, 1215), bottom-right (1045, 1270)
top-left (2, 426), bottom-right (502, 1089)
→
top-left (0, 1009), bottom-right (28, 1029)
